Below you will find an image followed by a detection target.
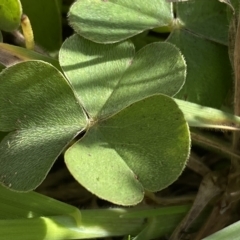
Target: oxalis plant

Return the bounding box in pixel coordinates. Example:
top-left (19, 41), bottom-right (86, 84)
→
top-left (1, 0), bottom-right (240, 239)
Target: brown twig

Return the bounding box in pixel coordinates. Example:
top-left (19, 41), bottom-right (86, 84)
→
top-left (169, 172), bottom-right (225, 240)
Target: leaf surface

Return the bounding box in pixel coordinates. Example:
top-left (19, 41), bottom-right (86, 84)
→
top-left (175, 99), bottom-right (240, 130)
top-left (60, 34), bottom-right (186, 119)
top-left (168, 29), bottom-right (231, 108)
top-left (202, 220), bottom-right (240, 240)
top-left (65, 95), bottom-right (190, 205)
top-left (68, 0), bottom-right (173, 43)
top-left (0, 61), bottom-right (87, 191)
top-left (176, 0), bottom-right (229, 45)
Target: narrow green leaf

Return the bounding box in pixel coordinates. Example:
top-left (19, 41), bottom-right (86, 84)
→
top-left (0, 185), bottom-right (192, 239)
top-left (0, 31), bottom-right (2, 42)
top-left (0, 43), bottom-right (60, 69)
top-left (131, 218), bottom-right (159, 240)
top-left (65, 95), bottom-right (190, 205)
top-left (68, 0), bottom-right (173, 43)
top-left (0, 185), bottom-right (78, 219)
top-left (175, 99), bottom-right (240, 130)
top-left (120, 205), bottom-right (191, 218)
top-left (0, 61), bottom-right (87, 191)
top-left (0, 0), bottom-right (22, 31)
top-left (60, 34), bottom-right (186, 119)
top-left (0, 216), bottom-right (82, 240)
top-left (203, 221), bottom-right (240, 240)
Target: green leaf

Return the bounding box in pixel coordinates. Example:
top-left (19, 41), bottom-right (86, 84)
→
top-left (131, 218), bottom-right (159, 240)
top-left (0, 183), bottom-right (192, 239)
top-left (0, 31), bottom-right (2, 42)
top-left (68, 0), bottom-right (173, 43)
top-left (66, 127), bottom-right (144, 206)
top-left (60, 34), bottom-right (186, 119)
top-left (0, 43), bottom-right (60, 69)
top-left (60, 34), bottom-right (135, 118)
top-left (0, 61), bottom-right (87, 191)
top-left (176, 0), bottom-right (229, 45)
top-left (203, 221), bottom-right (240, 240)
top-left (0, 63), bottom-right (4, 72)
top-left (0, 184), bottom-right (79, 219)
top-left (0, 0), bottom-right (22, 31)
top-left (175, 99), bottom-right (240, 130)
top-left (20, 0), bottom-right (62, 51)
top-left (165, 0), bottom-right (232, 108)
top-left (0, 132), bottom-right (8, 143)
top-left (168, 29), bottom-right (231, 108)
top-left (65, 95), bottom-right (190, 205)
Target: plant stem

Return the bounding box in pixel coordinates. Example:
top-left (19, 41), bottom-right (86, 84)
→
top-left (231, 10), bottom-right (240, 177)
top-left (21, 14), bottom-right (35, 50)
top-left (0, 185), bottom-right (191, 240)
top-left (0, 211), bottom-right (143, 240)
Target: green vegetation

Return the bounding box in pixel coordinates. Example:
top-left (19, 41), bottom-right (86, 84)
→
top-left (0, 0), bottom-right (240, 239)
